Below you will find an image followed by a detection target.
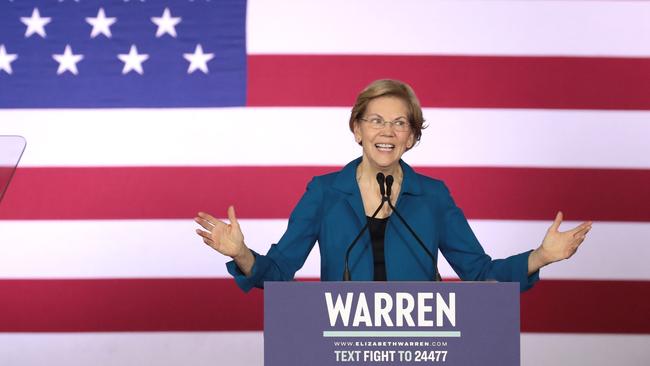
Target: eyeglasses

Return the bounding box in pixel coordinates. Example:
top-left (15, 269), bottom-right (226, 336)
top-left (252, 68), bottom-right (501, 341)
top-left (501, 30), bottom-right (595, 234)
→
top-left (358, 116), bottom-right (411, 132)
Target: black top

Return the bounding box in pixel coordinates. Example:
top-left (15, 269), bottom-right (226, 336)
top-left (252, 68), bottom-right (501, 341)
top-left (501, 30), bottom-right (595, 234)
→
top-left (367, 216), bottom-right (388, 281)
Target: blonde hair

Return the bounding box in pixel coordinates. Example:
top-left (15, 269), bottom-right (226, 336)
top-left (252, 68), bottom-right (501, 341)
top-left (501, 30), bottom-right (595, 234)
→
top-left (349, 79), bottom-right (426, 147)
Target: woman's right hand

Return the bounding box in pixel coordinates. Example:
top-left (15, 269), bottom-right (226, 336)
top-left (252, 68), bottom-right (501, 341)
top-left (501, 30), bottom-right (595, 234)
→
top-left (195, 206), bottom-right (246, 258)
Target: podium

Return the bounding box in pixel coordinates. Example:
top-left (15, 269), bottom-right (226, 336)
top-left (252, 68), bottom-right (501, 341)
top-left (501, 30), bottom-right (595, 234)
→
top-left (0, 135), bottom-right (26, 204)
top-left (265, 281), bottom-right (520, 366)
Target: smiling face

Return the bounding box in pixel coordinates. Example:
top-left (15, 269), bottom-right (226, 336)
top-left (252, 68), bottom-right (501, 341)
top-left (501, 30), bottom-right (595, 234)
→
top-left (353, 96), bottom-right (415, 170)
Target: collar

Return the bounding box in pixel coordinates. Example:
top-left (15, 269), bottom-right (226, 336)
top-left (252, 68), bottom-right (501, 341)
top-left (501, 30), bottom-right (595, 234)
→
top-left (332, 156), bottom-right (423, 196)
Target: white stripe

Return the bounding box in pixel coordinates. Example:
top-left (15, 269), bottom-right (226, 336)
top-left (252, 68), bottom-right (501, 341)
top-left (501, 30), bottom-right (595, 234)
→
top-left (522, 333), bottom-right (650, 366)
top-left (0, 332), bottom-right (264, 366)
top-left (1, 219), bottom-right (648, 280)
top-left (0, 332), bottom-right (648, 366)
top-left (2, 108), bottom-right (649, 169)
top-left (247, 0), bottom-right (650, 57)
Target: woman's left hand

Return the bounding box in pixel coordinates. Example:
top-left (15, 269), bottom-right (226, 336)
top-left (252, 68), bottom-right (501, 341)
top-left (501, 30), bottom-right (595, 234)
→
top-left (535, 211), bottom-right (592, 267)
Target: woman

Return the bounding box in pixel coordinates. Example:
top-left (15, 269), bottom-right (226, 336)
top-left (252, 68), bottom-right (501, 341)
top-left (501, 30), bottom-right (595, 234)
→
top-left (194, 79), bottom-right (592, 292)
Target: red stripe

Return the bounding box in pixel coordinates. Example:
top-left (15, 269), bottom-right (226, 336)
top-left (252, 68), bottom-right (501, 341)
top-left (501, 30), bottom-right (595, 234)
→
top-left (247, 55), bottom-right (650, 110)
top-left (0, 279), bottom-right (262, 332)
top-left (0, 279), bottom-right (647, 333)
top-left (1, 166), bottom-right (648, 221)
top-left (521, 279), bottom-right (650, 334)
top-left (0, 167), bottom-right (16, 202)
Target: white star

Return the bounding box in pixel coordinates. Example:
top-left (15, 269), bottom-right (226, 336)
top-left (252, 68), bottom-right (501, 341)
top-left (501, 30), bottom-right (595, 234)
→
top-left (52, 45), bottom-right (84, 75)
top-left (183, 44), bottom-right (215, 74)
top-left (117, 45), bottom-right (149, 75)
top-left (86, 8), bottom-right (117, 38)
top-left (151, 8), bottom-right (181, 38)
top-left (20, 8), bottom-right (52, 38)
top-left (0, 45), bottom-right (18, 75)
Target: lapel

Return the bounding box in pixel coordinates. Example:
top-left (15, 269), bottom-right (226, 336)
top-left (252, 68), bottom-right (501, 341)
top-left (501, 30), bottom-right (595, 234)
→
top-left (388, 159), bottom-right (424, 245)
top-left (332, 157), bottom-right (366, 226)
top-left (385, 161), bottom-right (427, 278)
top-left (397, 159), bottom-right (423, 200)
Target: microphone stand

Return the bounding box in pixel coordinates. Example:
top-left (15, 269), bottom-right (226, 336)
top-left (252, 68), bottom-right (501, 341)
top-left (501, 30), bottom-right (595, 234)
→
top-left (385, 175), bottom-right (442, 281)
top-left (342, 173), bottom-right (387, 281)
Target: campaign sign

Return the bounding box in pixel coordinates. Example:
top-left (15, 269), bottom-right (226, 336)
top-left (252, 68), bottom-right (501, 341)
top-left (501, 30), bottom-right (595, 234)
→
top-left (265, 282), bottom-right (519, 366)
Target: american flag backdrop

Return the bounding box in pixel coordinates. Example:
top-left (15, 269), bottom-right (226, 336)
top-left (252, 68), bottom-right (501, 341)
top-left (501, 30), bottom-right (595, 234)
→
top-left (1, 0), bottom-right (650, 365)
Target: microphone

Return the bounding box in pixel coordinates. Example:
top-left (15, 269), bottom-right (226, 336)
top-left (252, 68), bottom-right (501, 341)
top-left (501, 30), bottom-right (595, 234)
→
top-left (385, 175), bottom-right (393, 198)
top-left (376, 172), bottom-right (386, 199)
top-left (342, 172), bottom-right (387, 281)
top-left (385, 175), bottom-right (442, 281)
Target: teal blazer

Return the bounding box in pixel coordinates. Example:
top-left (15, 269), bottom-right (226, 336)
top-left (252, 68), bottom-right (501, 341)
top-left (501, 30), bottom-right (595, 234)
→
top-left (227, 157), bottom-right (539, 292)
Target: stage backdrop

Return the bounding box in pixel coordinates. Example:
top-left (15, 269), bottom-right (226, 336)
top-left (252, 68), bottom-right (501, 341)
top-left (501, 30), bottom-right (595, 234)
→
top-left (1, 1), bottom-right (649, 365)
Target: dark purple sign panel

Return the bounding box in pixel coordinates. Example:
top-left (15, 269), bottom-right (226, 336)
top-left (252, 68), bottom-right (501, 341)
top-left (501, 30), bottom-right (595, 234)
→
top-left (265, 282), bottom-right (519, 366)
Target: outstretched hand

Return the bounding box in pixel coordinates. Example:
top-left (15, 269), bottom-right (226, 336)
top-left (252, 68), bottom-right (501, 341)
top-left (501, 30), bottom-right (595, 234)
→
top-left (195, 206), bottom-right (246, 258)
top-left (538, 211), bottom-right (592, 265)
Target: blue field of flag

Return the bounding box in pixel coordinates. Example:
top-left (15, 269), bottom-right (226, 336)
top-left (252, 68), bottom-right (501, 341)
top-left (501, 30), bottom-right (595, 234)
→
top-left (0, 0), bottom-right (247, 108)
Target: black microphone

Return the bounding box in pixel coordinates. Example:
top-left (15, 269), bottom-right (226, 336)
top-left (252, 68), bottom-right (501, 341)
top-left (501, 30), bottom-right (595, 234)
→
top-left (385, 175), bottom-right (442, 281)
top-left (376, 172), bottom-right (386, 199)
top-left (342, 172), bottom-right (387, 281)
top-left (385, 175), bottom-right (393, 198)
